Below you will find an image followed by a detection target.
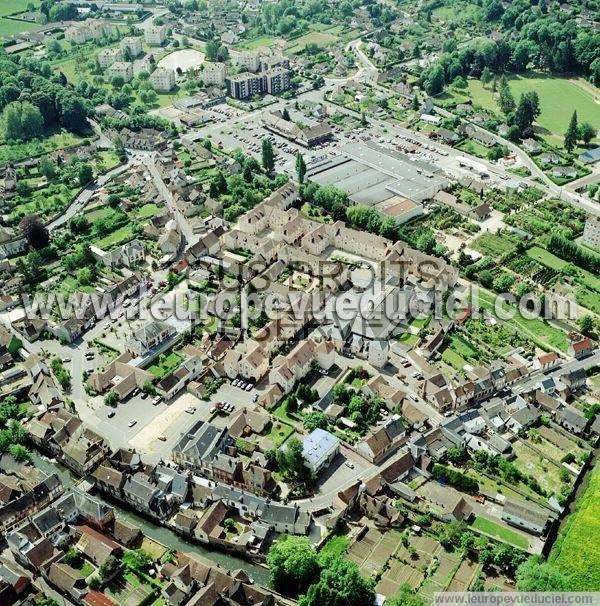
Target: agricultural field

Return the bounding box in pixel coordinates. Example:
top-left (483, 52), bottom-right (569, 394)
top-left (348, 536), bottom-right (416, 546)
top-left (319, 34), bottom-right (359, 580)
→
top-left (476, 290), bottom-right (570, 353)
top-left (470, 232), bottom-right (519, 259)
top-left (550, 463), bottom-right (600, 590)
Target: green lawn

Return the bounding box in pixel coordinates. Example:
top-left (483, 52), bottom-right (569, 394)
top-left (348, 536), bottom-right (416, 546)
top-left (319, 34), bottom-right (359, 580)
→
top-left (471, 516), bottom-right (529, 550)
top-left (456, 138), bottom-right (491, 159)
top-left (236, 35), bottom-right (279, 50)
top-left (136, 203), bottom-right (163, 219)
top-left (0, 0), bottom-right (40, 37)
top-left (551, 463), bottom-right (600, 589)
top-left (442, 346), bottom-right (469, 371)
top-left (147, 352), bottom-right (184, 379)
top-left (466, 76), bottom-right (600, 140)
top-left (95, 225), bottom-right (135, 249)
top-left (526, 246), bottom-right (568, 270)
top-left (285, 31), bottom-right (339, 54)
top-left (266, 419), bottom-right (294, 447)
top-left (320, 533), bottom-right (350, 558)
top-left (397, 332), bottom-right (419, 346)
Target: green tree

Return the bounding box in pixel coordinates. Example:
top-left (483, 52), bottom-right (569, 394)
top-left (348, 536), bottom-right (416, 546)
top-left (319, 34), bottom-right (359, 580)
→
top-left (303, 412), bottom-right (328, 432)
top-left (20, 214), bottom-right (50, 250)
top-left (78, 163), bottom-right (94, 185)
top-left (516, 557), bottom-right (569, 591)
top-left (104, 390), bottom-right (118, 407)
top-left (205, 39), bottom-right (219, 61)
top-left (267, 536), bottom-right (320, 596)
top-left (123, 549), bottom-right (151, 572)
top-left (386, 583), bottom-right (425, 606)
top-left (275, 437), bottom-right (312, 483)
top-left (98, 555), bottom-right (121, 580)
top-left (578, 314), bottom-right (594, 335)
top-left (261, 138), bottom-right (275, 173)
top-left (514, 91), bottom-right (540, 135)
top-left (8, 444), bottom-right (31, 462)
top-left (39, 156), bottom-right (56, 180)
top-left (480, 66), bottom-right (493, 86)
top-left (498, 77), bottom-right (515, 115)
top-left (299, 556), bottom-right (375, 606)
top-left (424, 64), bottom-right (445, 95)
top-left (578, 122), bottom-right (596, 145)
top-left (564, 110), bottom-right (578, 152)
top-left (295, 151), bottom-right (306, 184)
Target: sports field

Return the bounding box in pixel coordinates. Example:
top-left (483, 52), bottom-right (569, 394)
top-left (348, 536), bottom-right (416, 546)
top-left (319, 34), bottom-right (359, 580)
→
top-left (466, 75), bottom-right (599, 140)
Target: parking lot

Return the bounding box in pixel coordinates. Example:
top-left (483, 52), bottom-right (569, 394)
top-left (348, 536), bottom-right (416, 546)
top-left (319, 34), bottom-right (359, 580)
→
top-left (84, 376), bottom-right (266, 461)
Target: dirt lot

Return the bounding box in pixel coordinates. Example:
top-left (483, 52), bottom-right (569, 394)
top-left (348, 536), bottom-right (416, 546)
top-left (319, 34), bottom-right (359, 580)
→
top-left (347, 527), bottom-right (402, 578)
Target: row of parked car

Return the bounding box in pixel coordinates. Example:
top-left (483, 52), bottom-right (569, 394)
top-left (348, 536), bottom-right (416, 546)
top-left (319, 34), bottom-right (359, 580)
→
top-left (232, 379), bottom-right (254, 391)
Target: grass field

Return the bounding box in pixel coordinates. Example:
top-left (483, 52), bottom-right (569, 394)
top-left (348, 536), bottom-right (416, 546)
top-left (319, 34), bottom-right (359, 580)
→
top-left (466, 76), bottom-right (600, 141)
top-left (551, 463), bottom-right (600, 590)
top-left (237, 35), bottom-right (279, 50)
top-left (471, 516), bottom-right (529, 550)
top-left (0, 0), bottom-right (40, 37)
top-left (285, 31), bottom-right (339, 54)
top-left (526, 246), bottom-right (568, 270)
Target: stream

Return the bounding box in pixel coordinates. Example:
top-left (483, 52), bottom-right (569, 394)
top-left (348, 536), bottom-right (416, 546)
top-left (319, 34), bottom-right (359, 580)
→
top-left (32, 453), bottom-right (270, 586)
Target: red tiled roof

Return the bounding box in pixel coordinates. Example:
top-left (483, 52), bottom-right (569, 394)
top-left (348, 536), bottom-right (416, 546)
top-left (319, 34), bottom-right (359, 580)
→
top-left (85, 591), bottom-right (118, 606)
top-left (76, 525), bottom-right (120, 550)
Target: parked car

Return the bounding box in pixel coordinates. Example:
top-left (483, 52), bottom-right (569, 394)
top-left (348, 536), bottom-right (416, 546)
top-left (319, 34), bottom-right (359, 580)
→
top-left (157, 435), bottom-right (167, 441)
top-left (128, 420), bottom-right (137, 427)
top-left (185, 406), bottom-right (196, 414)
top-left (245, 383), bottom-right (253, 391)
top-left (107, 410), bottom-right (115, 418)
top-left (152, 396), bottom-right (162, 405)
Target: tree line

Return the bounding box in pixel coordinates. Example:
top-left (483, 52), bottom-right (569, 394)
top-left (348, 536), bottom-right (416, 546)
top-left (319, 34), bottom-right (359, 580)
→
top-left (420, 1), bottom-right (600, 96)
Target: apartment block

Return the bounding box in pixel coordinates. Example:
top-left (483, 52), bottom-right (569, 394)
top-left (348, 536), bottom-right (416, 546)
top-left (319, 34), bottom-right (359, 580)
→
top-left (202, 62), bottom-right (226, 86)
top-left (262, 66), bottom-right (291, 95)
top-left (145, 24), bottom-right (168, 46)
top-left (226, 72), bottom-right (262, 100)
top-left (150, 67), bottom-right (176, 92)
top-left (120, 36), bottom-right (143, 58)
top-left (107, 61), bottom-right (133, 82)
top-left (98, 47), bottom-right (124, 69)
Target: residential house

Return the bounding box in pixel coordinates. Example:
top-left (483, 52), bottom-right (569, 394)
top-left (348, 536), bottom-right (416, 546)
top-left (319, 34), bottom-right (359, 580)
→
top-left (126, 321), bottom-right (176, 357)
top-left (301, 429), bottom-right (340, 475)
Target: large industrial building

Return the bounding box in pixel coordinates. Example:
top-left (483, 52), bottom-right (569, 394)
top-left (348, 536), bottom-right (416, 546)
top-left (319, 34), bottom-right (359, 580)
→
top-left (307, 142), bottom-right (448, 223)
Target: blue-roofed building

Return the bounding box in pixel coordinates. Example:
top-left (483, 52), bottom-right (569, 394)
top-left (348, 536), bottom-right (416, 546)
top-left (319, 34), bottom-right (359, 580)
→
top-left (301, 429), bottom-right (340, 475)
top-left (579, 147), bottom-right (600, 164)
